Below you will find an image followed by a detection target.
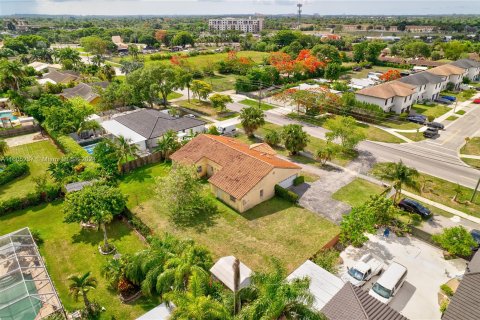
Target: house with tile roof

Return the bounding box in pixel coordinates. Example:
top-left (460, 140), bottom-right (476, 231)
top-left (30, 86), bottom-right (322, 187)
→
top-left (170, 134), bottom-right (301, 212)
top-left (59, 82), bottom-right (109, 104)
top-left (450, 58), bottom-right (480, 81)
top-left (426, 64), bottom-right (467, 90)
top-left (398, 72), bottom-right (446, 102)
top-left (355, 81), bottom-right (417, 114)
top-left (39, 70), bottom-right (80, 85)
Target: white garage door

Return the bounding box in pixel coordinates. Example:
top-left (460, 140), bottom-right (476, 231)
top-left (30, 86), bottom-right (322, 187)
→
top-left (278, 174), bottom-right (297, 189)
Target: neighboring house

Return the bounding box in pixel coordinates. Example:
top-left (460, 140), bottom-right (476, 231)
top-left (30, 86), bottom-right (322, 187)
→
top-left (405, 25), bottom-right (435, 33)
top-left (39, 70), bottom-right (80, 85)
top-left (170, 134), bottom-right (301, 213)
top-left (426, 64), bottom-right (467, 90)
top-left (27, 61), bottom-right (61, 72)
top-left (136, 302), bottom-right (173, 320)
top-left (398, 72), bottom-right (446, 102)
top-left (350, 78), bottom-right (377, 90)
top-left (321, 282), bottom-right (408, 320)
top-left (442, 250), bottom-right (480, 320)
top-left (210, 256), bottom-right (252, 291)
top-left (286, 260), bottom-right (345, 311)
top-left (355, 81), bottom-right (416, 114)
top-left (58, 82), bottom-right (109, 105)
top-left (450, 58), bottom-right (480, 81)
top-left (112, 35), bottom-right (128, 52)
top-left (408, 59), bottom-right (445, 68)
top-left (101, 109), bottom-right (205, 151)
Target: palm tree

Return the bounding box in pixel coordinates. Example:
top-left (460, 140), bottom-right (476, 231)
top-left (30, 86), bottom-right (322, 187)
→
top-left (282, 124), bottom-right (310, 156)
top-left (102, 258), bottom-right (126, 289)
top-left (155, 130), bottom-right (181, 160)
top-left (101, 65), bottom-right (116, 81)
top-left (68, 272), bottom-right (98, 313)
top-left (378, 161), bottom-right (419, 203)
top-left (113, 136), bottom-right (139, 173)
top-left (238, 260), bottom-right (325, 320)
top-left (0, 60), bottom-right (26, 91)
top-left (233, 258), bottom-right (241, 315)
top-left (77, 120), bottom-right (101, 138)
top-left (239, 106), bottom-right (265, 138)
top-left (128, 45), bottom-right (140, 60)
top-left (0, 139), bottom-right (8, 158)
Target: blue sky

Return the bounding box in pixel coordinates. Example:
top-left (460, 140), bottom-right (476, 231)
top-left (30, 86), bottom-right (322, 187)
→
top-left (1, 0), bottom-right (479, 16)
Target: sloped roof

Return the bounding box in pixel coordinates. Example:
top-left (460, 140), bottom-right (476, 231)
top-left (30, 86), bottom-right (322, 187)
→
top-left (408, 59), bottom-right (445, 67)
top-left (450, 58), bottom-right (480, 69)
top-left (60, 82), bottom-right (108, 102)
top-left (210, 256), bottom-right (252, 292)
top-left (113, 109), bottom-right (205, 140)
top-left (322, 282), bottom-right (407, 320)
top-left (42, 70), bottom-right (79, 84)
top-left (442, 250), bottom-right (480, 320)
top-left (356, 81), bottom-right (416, 99)
top-left (170, 134), bottom-right (300, 200)
top-left (399, 72), bottom-right (445, 86)
top-left (427, 64), bottom-right (466, 76)
top-left (111, 35), bottom-right (123, 44)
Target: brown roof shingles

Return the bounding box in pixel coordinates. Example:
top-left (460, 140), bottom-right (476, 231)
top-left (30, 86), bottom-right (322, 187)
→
top-left (356, 81), bottom-right (416, 99)
top-left (170, 134), bottom-right (300, 200)
top-left (427, 64), bottom-right (466, 76)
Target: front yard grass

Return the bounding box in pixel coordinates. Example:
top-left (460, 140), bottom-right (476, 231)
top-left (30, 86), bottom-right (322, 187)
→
top-left (119, 163), bottom-right (340, 273)
top-left (176, 99), bottom-right (238, 120)
top-left (203, 74), bottom-right (238, 92)
top-left (398, 131), bottom-right (426, 142)
top-left (1, 202), bottom-right (156, 319)
top-left (461, 158), bottom-right (480, 169)
top-left (446, 116), bottom-right (458, 121)
top-left (239, 99), bottom-right (275, 111)
top-left (456, 110), bottom-right (466, 115)
top-left (461, 137), bottom-right (480, 156)
top-left (0, 140), bottom-right (63, 201)
top-left (371, 163), bottom-right (480, 218)
top-left (412, 103), bottom-right (450, 119)
top-left (332, 178), bottom-right (386, 207)
top-left (378, 118), bottom-right (421, 130)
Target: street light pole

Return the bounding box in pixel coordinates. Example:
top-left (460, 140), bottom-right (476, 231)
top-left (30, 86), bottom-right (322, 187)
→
top-left (471, 177), bottom-right (480, 202)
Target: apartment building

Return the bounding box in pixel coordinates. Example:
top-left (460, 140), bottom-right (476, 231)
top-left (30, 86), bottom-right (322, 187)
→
top-left (426, 64), bottom-right (467, 90)
top-left (208, 17), bottom-right (264, 33)
top-left (398, 72), bottom-right (445, 102)
top-left (355, 81), bottom-right (417, 114)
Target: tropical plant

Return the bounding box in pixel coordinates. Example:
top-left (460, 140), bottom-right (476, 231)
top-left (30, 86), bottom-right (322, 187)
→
top-left (48, 156), bottom-right (81, 183)
top-left (281, 124), bottom-right (309, 155)
top-left (0, 59), bottom-right (27, 91)
top-left (209, 93), bottom-right (233, 112)
top-left (452, 184), bottom-right (463, 203)
top-left (76, 119), bottom-right (101, 136)
top-left (264, 129), bottom-right (281, 147)
top-left (67, 271), bottom-right (98, 314)
top-left (316, 142), bottom-right (339, 165)
top-left (313, 249), bottom-right (340, 273)
top-left (432, 226), bottom-right (477, 257)
top-left (376, 161), bottom-right (419, 203)
top-left (102, 257), bottom-right (127, 289)
top-left (155, 130), bottom-right (181, 160)
top-left (191, 80), bottom-right (213, 101)
top-left (112, 135), bottom-right (139, 173)
top-left (0, 139), bottom-right (8, 158)
top-left (239, 106), bottom-right (265, 138)
top-left (325, 116), bottom-right (365, 153)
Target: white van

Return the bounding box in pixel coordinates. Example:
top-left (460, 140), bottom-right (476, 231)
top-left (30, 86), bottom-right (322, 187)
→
top-left (368, 262), bottom-right (407, 304)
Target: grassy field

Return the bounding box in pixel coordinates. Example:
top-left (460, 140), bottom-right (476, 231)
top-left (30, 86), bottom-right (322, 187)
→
top-left (461, 158), bottom-right (480, 169)
top-left (372, 163), bottom-right (480, 218)
top-left (1, 202), bottom-right (156, 319)
top-left (0, 140), bottom-right (63, 201)
top-left (332, 178), bottom-right (386, 207)
top-left (239, 99), bottom-right (275, 111)
top-left (204, 74), bottom-right (238, 92)
top-left (461, 137), bottom-right (480, 156)
top-left (347, 66), bottom-right (405, 79)
top-left (412, 103), bottom-right (450, 119)
top-left (398, 131), bottom-right (426, 142)
top-left (119, 163), bottom-right (340, 273)
top-left (176, 99), bottom-right (238, 120)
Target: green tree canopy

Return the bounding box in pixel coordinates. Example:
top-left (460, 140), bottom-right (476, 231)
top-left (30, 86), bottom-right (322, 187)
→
top-left (325, 116), bottom-right (366, 153)
top-left (281, 124), bottom-right (310, 156)
top-left (239, 106), bottom-right (265, 137)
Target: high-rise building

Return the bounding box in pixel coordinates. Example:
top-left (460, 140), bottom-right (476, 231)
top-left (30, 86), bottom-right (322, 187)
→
top-left (208, 17), bottom-right (264, 33)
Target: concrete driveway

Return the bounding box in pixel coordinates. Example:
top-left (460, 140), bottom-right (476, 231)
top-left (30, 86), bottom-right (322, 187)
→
top-left (339, 232), bottom-right (467, 320)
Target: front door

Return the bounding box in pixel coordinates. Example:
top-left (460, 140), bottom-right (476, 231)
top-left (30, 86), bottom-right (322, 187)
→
top-left (207, 165), bottom-right (214, 177)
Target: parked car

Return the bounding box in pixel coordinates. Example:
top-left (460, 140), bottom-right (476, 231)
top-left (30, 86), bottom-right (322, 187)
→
top-left (475, 87), bottom-right (480, 92)
top-left (473, 98), bottom-right (480, 104)
top-left (352, 66), bottom-right (363, 72)
top-left (342, 253), bottom-right (385, 287)
top-left (369, 262), bottom-right (408, 304)
top-left (441, 95), bottom-right (456, 102)
top-left (423, 128), bottom-right (439, 138)
top-left (407, 115), bottom-right (427, 124)
top-left (427, 122), bottom-right (445, 130)
top-left (470, 229), bottom-right (480, 251)
top-left (435, 98), bottom-right (453, 105)
top-left (398, 198), bottom-right (432, 218)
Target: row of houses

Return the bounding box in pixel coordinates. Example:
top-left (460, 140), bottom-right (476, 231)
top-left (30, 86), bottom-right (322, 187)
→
top-left (355, 59), bottom-right (480, 114)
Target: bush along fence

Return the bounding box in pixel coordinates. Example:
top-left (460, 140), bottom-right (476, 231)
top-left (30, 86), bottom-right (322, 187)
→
top-left (274, 184), bottom-right (299, 203)
top-left (0, 124), bottom-right (40, 138)
top-left (0, 185), bottom-right (62, 215)
top-left (121, 152), bottom-right (164, 174)
top-left (122, 208), bottom-right (152, 240)
top-left (0, 157), bottom-right (29, 186)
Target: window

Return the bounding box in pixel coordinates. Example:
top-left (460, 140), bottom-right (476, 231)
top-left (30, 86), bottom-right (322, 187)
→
top-left (404, 97), bottom-right (407, 103)
top-left (197, 166), bottom-right (202, 173)
top-left (260, 190), bottom-right (264, 197)
top-left (230, 195), bottom-right (236, 202)
top-left (384, 100), bottom-right (387, 106)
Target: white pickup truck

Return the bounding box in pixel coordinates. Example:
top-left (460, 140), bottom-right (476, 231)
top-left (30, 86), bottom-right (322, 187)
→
top-left (342, 253), bottom-right (385, 287)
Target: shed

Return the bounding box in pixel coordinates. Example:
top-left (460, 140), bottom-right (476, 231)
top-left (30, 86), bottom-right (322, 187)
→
top-left (65, 180), bottom-right (95, 193)
top-left (210, 256), bottom-right (252, 292)
top-left (287, 260), bottom-right (344, 311)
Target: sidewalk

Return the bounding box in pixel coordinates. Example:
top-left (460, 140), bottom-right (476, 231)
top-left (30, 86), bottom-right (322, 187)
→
top-left (460, 154), bottom-right (480, 159)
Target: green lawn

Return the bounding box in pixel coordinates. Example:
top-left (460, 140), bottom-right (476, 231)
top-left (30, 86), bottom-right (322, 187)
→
top-left (1, 202), bottom-right (156, 319)
top-left (412, 103), bottom-right (450, 119)
top-left (0, 140), bottom-right (63, 201)
top-left (204, 74), bottom-right (238, 92)
top-left (348, 66), bottom-right (405, 79)
top-left (176, 99), bottom-right (238, 120)
top-left (446, 116), bottom-right (458, 121)
top-left (332, 178), bottom-right (386, 207)
top-left (167, 91), bottom-right (183, 100)
top-left (461, 158), bottom-right (480, 169)
top-left (378, 117), bottom-right (422, 130)
top-left (461, 137), bottom-right (480, 156)
top-left (456, 110), bottom-right (466, 115)
top-left (119, 162), bottom-right (340, 273)
top-left (371, 163), bottom-right (480, 218)
top-left (239, 99), bottom-right (275, 111)
top-left (398, 131), bottom-right (426, 142)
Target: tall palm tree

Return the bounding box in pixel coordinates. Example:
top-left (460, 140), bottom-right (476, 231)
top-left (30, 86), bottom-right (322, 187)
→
top-left (238, 260), bottom-right (325, 320)
top-left (68, 271), bottom-right (98, 313)
top-left (77, 119), bottom-right (101, 137)
top-left (233, 258), bottom-right (241, 315)
top-left (155, 130), bottom-right (181, 160)
top-left (239, 106), bottom-right (265, 138)
top-left (0, 139), bottom-right (8, 158)
top-left (378, 161), bottom-right (419, 203)
top-left (113, 136), bottom-right (139, 173)
top-left (0, 60), bottom-right (26, 91)
top-left (101, 65), bottom-right (116, 82)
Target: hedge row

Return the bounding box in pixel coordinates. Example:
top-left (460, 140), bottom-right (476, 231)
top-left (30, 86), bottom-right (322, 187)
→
top-left (293, 176), bottom-right (305, 186)
top-left (0, 185), bottom-right (62, 216)
top-left (275, 184), bottom-right (299, 203)
top-left (122, 208), bottom-right (152, 239)
top-left (55, 135), bottom-right (90, 158)
top-left (0, 160), bottom-right (29, 186)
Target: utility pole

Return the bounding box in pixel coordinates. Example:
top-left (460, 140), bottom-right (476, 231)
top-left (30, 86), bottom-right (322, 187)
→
top-left (258, 81), bottom-right (263, 107)
top-left (471, 177), bottom-right (480, 202)
top-left (297, 3), bottom-right (303, 29)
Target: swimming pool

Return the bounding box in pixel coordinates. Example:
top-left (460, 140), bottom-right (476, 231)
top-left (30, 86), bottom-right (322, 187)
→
top-left (82, 143), bottom-right (99, 155)
top-left (0, 111), bottom-right (18, 122)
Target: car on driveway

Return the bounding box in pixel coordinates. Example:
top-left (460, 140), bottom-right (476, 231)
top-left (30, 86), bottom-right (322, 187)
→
top-left (470, 229), bottom-right (480, 251)
top-left (398, 198), bottom-right (432, 218)
top-left (473, 98), bottom-right (480, 104)
top-left (427, 122), bottom-right (444, 130)
top-left (441, 95), bottom-right (456, 102)
top-left (423, 128), bottom-right (439, 138)
top-left (369, 262), bottom-right (408, 304)
top-left (435, 98), bottom-right (453, 105)
top-left (342, 253), bottom-right (385, 287)
top-left (407, 115), bottom-right (427, 124)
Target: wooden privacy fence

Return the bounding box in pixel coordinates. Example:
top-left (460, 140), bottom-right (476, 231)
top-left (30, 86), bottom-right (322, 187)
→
top-left (122, 151), bottom-right (164, 173)
top-left (0, 124), bottom-right (40, 137)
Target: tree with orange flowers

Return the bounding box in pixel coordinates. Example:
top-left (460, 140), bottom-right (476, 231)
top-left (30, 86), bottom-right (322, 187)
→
top-left (380, 69), bottom-right (401, 82)
top-left (270, 50), bottom-right (326, 78)
top-left (269, 52), bottom-right (295, 77)
top-left (295, 49), bottom-right (326, 73)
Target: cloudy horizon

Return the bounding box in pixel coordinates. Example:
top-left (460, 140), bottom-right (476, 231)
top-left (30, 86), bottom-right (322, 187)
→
top-left (1, 0), bottom-right (480, 16)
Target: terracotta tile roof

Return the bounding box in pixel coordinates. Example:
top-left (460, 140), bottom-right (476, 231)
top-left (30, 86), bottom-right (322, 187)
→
top-left (427, 64), bottom-right (466, 76)
top-left (356, 81), bottom-right (416, 99)
top-left (170, 134), bottom-right (301, 200)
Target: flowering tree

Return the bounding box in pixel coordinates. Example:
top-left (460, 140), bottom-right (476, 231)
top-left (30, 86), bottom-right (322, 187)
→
top-left (270, 50), bottom-right (326, 78)
top-left (380, 69), bottom-right (401, 82)
top-left (295, 49), bottom-right (325, 73)
top-left (269, 52), bottom-right (295, 77)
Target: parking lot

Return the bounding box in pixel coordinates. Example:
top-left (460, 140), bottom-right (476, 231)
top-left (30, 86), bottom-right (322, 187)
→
top-left (339, 231), bottom-right (467, 320)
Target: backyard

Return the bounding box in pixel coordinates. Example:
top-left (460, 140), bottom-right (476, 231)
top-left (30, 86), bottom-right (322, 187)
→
top-left (347, 65), bottom-right (405, 79)
top-left (0, 140), bottom-right (63, 201)
top-left (119, 162), bottom-right (340, 272)
top-left (1, 202), bottom-right (156, 319)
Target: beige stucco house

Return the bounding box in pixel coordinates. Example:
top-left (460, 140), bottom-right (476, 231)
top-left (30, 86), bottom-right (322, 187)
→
top-left (170, 134), bottom-right (301, 213)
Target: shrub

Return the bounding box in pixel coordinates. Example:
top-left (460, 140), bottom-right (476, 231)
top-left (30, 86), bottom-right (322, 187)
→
top-left (30, 230), bottom-right (44, 246)
top-left (432, 226), bottom-right (477, 257)
top-left (313, 249), bottom-right (340, 273)
top-left (0, 185), bottom-right (61, 216)
top-left (274, 184), bottom-right (299, 203)
top-left (0, 159), bottom-right (29, 186)
top-left (293, 175), bottom-right (305, 186)
top-left (440, 300), bottom-right (449, 314)
top-left (264, 129), bottom-right (281, 146)
top-left (440, 284), bottom-right (454, 297)
top-left (427, 115), bottom-right (435, 122)
top-left (55, 135), bottom-right (90, 157)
